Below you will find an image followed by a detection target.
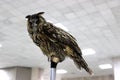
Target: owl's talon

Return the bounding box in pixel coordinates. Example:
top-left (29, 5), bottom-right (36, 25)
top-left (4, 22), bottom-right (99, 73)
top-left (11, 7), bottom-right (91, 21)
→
top-left (51, 56), bottom-right (60, 63)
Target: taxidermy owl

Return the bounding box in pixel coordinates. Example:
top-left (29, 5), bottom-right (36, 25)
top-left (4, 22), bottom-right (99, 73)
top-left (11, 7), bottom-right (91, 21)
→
top-left (26, 12), bottom-right (93, 75)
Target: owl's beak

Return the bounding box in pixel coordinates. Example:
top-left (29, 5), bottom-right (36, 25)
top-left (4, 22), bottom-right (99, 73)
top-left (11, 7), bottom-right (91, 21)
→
top-left (32, 23), bottom-right (38, 27)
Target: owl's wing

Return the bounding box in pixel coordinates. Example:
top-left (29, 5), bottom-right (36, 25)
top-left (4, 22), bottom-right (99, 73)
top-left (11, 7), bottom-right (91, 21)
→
top-left (42, 23), bottom-right (93, 75)
top-left (43, 23), bottom-right (82, 55)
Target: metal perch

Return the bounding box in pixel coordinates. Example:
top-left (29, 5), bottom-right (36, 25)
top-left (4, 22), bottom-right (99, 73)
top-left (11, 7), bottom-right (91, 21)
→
top-left (50, 61), bottom-right (58, 80)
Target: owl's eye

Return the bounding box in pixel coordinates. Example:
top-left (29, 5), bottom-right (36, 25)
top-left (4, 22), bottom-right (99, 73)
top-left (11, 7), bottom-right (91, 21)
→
top-left (29, 18), bottom-right (38, 23)
top-left (35, 19), bottom-right (39, 22)
top-left (29, 21), bottom-right (32, 25)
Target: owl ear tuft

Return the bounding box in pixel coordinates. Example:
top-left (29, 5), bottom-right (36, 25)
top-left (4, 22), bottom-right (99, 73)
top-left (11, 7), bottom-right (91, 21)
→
top-left (37, 12), bottom-right (45, 16)
top-left (26, 15), bottom-right (31, 18)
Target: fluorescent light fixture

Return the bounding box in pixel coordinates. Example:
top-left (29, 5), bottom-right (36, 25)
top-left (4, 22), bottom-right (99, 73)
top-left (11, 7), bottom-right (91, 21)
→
top-left (55, 23), bottom-right (69, 32)
top-left (99, 64), bottom-right (112, 69)
top-left (0, 44), bottom-right (2, 48)
top-left (57, 69), bottom-right (67, 74)
top-left (82, 48), bottom-right (96, 56)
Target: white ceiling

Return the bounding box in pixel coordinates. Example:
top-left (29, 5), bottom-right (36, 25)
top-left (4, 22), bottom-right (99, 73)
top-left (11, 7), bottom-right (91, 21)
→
top-left (0, 0), bottom-right (120, 79)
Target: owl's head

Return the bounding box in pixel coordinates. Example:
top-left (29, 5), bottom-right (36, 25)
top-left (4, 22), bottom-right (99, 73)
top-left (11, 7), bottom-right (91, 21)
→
top-left (26, 12), bottom-right (45, 27)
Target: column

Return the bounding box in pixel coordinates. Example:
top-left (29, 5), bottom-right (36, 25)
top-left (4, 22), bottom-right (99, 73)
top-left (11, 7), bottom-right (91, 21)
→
top-left (16, 67), bottom-right (32, 80)
top-left (31, 67), bottom-right (43, 80)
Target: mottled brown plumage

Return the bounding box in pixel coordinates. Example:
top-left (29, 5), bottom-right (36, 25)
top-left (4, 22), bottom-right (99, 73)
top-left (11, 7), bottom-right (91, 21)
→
top-left (26, 12), bottom-right (93, 75)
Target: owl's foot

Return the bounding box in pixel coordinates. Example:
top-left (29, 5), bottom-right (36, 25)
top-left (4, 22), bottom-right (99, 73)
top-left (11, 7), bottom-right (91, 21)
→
top-left (51, 56), bottom-right (60, 63)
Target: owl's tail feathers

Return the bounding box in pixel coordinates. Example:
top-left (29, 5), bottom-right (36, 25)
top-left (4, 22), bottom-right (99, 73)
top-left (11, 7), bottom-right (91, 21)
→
top-left (72, 54), bottom-right (94, 75)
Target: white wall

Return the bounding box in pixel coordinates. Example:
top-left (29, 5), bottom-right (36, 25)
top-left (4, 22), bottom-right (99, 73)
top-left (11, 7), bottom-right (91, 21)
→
top-left (0, 67), bottom-right (32, 80)
top-left (0, 67), bottom-right (16, 80)
top-left (62, 75), bottom-right (114, 80)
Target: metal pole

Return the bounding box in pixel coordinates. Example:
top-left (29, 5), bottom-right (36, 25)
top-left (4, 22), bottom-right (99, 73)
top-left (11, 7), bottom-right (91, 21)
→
top-left (50, 68), bottom-right (56, 80)
top-left (50, 61), bottom-right (57, 80)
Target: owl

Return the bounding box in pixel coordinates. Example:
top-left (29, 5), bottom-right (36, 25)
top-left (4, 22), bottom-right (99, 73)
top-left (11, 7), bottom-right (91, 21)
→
top-left (26, 12), bottom-right (93, 75)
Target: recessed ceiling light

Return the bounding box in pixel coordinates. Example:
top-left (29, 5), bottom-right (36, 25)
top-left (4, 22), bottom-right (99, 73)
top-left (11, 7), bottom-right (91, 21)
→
top-left (57, 69), bottom-right (67, 74)
top-left (99, 64), bottom-right (112, 69)
top-left (55, 23), bottom-right (69, 32)
top-left (82, 48), bottom-right (96, 56)
top-left (0, 44), bottom-right (2, 48)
